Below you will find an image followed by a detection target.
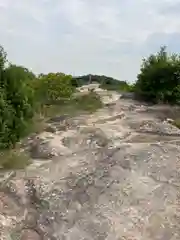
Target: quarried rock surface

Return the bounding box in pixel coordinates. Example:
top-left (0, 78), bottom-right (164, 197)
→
top-left (0, 90), bottom-right (180, 239)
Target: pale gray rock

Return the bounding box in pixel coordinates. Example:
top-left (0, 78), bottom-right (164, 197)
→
top-left (1, 90), bottom-right (180, 239)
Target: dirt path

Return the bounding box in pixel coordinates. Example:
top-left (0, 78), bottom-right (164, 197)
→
top-left (1, 95), bottom-right (180, 239)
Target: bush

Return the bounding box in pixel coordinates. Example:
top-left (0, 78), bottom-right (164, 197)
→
top-left (0, 46), bottom-right (76, 150)
top-left (34, 72), bottom-right (74, 104)
top-left (0, 149), bottom-right (30, 169)
top-left (0, 46), bottom-right (35, 149)
top-left (135, 46), bottom-right (180, 104)
top-left (0, 89), bottom-right (15, 148)
top-left (172, 118), bottom-right (180, 129)
top-left (74, 92), bottom-right (103, 112)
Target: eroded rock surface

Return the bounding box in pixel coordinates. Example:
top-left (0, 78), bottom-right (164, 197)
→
top-left (1, 91), bottom-right (180, 239)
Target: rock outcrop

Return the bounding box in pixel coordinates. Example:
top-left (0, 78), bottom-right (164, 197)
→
top-left (0, 88), bottom-right (180, 239)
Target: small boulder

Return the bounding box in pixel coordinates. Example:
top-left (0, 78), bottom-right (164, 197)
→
top-left (23, 208), bottom-right (38, 228)
top-left (29, 140), bottom-right (58, 159)
top-left (45, 125), bottom-right (57, 133)
top-left (166, 118), bottom-right (174, 124)
top-left (20, 229), bottom-right (41, 240)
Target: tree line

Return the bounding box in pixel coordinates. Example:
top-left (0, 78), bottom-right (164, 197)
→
top-left (73, 74), bottom-right (133, 91)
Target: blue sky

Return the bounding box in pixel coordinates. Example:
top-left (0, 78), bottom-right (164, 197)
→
top-left (0, 0), bottom-right (180, 82)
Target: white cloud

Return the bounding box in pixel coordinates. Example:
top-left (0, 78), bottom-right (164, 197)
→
top-left (0, 0), bottom-right (180, 81)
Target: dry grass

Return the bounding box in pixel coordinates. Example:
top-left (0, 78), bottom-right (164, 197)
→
top-left (172, 118), bottom-right (180, 129)
top-left (40, 92), bottom-right (103, 118)
top-left (0, 149), bottom-right (31, 170)
top-left (74, 92), bottom-right (103, 113)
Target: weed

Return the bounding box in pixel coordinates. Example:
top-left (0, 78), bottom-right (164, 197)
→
top-left (0, 149), bottom-right (31, 169)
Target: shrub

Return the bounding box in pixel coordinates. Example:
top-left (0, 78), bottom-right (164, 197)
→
top-left (0, 149), bottom-right (30, 169)
top-left (0, 46), bottom-right (36, 149)
top-left (35, 72), bottom-right (74, 104)
top-left (0, 45), bottom-right (77, 150)
top-left (74, 92), bottom-right (103, 112)
top-left (135, 46), bottom-right (180, 104)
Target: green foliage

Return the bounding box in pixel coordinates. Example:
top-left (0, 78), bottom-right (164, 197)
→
top-left (0, 149), bottom-right (30, 169)
top-left (74, 92), bottom-right (103, 113)
top-left (0, 45), bottom-right (104, 169)
top-left (0, 46), bottom-right (35, 149)
top-left (135, 46), bottom-right (180, 103)
top-left (172, 118), bottom-right (180, 129)
top-left (0, 89), bottom-right (15, 149)
top-left (0, 45), bottom-right (76, 152)
top-left (73, 74), bottom-right (133, 92)
top-left (39, 92), bottom-right (103, 119)
top-left (35, 72), bottom-right (74, 103)
top-left (0, 45), bottom-right (7, 70)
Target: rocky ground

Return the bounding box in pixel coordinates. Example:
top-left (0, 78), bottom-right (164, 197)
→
top-left (0, 89), bottom-right (180, 239)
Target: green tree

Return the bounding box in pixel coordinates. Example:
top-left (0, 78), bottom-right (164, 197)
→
top-left (135, 46), bottom-right (180, 103)
top-left (4, 64), bottom-right (35, 141)
top-left (0, 46), bottom-right (36, 149)
top-left (35, 72), bottom-right (74, 103)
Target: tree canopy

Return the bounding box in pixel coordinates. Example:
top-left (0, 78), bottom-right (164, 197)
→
top-left (135, 46), bottom-right (180, 103)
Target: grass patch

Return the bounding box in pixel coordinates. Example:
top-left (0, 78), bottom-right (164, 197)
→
top-left (74, 92), bottom-right (103, 113)
top-left (41, 101), bottom-right (76, 118)
top-left (40, 92), bottom-right (103, 117)
top-left (172, 118), bottom-right (180, 129)
top-left (100, 83), bottom-right (134, 92)
top-left (0, 149), bottom-right (31, 170)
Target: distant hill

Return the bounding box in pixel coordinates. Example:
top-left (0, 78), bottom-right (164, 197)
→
top-left (72, 74), bottom-right (130, 91)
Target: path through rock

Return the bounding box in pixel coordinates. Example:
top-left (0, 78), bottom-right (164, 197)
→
top-left (1, 91), bottom-right (180, 239)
